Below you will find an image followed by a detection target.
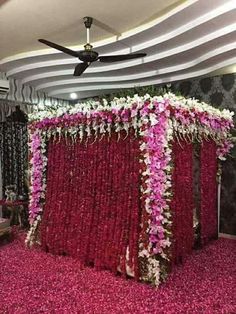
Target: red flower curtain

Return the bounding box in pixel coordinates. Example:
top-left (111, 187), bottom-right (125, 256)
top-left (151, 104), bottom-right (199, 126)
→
top-left (41, 132), bottom-right (218, 272)
top-left (171, 140), bottom-right (194, 264)
top-left (200, 140), bottom-right (218, 244)
top-left (40, 130), bottom-right (141, 278)
top-left (171, 139), bottom-right (218, 264)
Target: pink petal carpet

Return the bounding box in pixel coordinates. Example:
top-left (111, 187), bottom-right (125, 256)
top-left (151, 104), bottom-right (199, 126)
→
top-left (0, 230), bottom-right (235, 314)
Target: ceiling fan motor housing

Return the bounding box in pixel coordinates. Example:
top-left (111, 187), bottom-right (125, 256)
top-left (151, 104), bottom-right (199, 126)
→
top-left (79, 50), bottom-right (98, 63)
top-left (83, 17), bottom-right (93, 29)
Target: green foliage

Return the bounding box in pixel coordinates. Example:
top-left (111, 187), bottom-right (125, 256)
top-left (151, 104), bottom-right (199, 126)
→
top-left (96, 84), bottom-right (181, 104)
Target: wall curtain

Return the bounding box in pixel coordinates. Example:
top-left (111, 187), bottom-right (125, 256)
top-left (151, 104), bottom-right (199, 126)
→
top-left (0, 105), bottom-right (28, 223)
top-left (0, 109), bottom-right (28, 198)
top-left (40, 130), bottom-right (141, 278)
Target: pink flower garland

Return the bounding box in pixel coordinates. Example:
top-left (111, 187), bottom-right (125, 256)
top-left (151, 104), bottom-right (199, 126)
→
top-left (139, 99), bottom-right (173, 284)
top-left (29, 132), bottom-right (44, 221)
top-left (26, 130), bottom-right (47, 245)
top-left (216, 139), bottom-right (234, 160)
top-left (147, 113), bottom-right (172, 255)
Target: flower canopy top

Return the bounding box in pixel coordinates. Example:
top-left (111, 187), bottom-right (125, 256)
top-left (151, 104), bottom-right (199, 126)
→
top-left (26, 92), bottom-right (234, 286)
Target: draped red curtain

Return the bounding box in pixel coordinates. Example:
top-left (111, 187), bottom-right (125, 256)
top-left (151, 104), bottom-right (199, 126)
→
top-left (40, 130), bottom-right (141, 278)
top-left (171, 140), bottom-right (194, 264)
top-left (200, 140), bottom-right (218, 244)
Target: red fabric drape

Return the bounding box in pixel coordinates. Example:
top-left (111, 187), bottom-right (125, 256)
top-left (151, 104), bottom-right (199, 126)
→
top-left (171, 140), bottom-right (194, 264)
top-left (200, 140), bottom-right (218, 244)
top-left (40, 130), bottom-right (141, 278)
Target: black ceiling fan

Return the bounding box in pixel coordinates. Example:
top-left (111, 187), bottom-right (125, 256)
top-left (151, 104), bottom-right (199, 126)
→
top-left (38, 17), bottom-right (146, 76)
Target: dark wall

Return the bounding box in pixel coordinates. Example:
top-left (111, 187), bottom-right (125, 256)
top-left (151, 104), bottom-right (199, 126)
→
top-left (171, 73), bottom-right (236, 235)
top-left (172, 73), bottom-right (236, 112)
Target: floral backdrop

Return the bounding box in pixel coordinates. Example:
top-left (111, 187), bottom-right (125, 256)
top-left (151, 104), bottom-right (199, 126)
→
top-left (40, 131), bottom-right (141, 278)
top-left (26, 92), bottom-right (234, 286)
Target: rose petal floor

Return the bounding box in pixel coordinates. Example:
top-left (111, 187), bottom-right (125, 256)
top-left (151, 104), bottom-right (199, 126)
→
top-left (0, 231), bottom-right (235, 314)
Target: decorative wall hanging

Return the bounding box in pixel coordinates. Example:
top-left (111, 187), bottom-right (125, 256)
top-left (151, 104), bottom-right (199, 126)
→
top-left (0, 106), bottom-right (29, 226)
top-left (26, 92), bottom-right (234, 286)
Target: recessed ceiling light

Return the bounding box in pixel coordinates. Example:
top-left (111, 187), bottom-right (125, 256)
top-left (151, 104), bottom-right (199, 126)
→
top-left (70, 92), bottom-right (78, 99)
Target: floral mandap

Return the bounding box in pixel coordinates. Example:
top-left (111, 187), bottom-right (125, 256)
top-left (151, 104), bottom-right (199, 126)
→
top-left (26, 92), bottom-right (234, 286)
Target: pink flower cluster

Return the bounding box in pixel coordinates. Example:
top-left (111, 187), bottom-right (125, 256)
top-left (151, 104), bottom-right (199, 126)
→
top-left (29, 132), bottom-right (44, 222)
top-left (144, 105), bottom-right (172, 255)
top-left (216, 139), bottom-right (234, 160)
top-left (169, 104), bottom-right (234, 160)
top-left (33, 108), bottom-right (136, 131)
top-left (170, 106), bottom-right (234, 131)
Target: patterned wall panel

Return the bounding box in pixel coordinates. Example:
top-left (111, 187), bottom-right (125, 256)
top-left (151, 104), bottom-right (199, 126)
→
top-left (172, 73), bottom-right (236, 111)
top-left (0, 71), bottom-right (70, 108)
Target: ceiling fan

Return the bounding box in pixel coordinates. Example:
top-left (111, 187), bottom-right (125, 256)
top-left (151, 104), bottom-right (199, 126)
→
top-left (38, 17), bottom-right (147, 76)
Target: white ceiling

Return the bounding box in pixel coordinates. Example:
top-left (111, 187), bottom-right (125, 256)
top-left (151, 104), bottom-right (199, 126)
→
top-left (0, 0), bottom-right (236, 100)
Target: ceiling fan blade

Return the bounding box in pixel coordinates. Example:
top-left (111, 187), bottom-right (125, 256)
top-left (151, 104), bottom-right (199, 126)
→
top-left (38, 39), bottom-right (79, 58)
top-left (74, 62), bottom-right (89, 76)
top-left (98, 53), bottom-right (146, 63)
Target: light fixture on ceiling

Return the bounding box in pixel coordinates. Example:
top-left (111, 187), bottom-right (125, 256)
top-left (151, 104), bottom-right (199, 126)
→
top-left (70, 92), bottom-right (78, 99)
